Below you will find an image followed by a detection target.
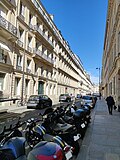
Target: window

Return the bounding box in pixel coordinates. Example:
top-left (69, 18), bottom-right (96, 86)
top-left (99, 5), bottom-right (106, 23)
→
top-left (35, 63), bottom-right (37, 73)
top-left (0, 5), bottom-right (7, 18)
top-left (27, 59), bottom-right (30, 68)
top-left (41, 66), bottom-right (43, 76)
top-left (53, 85), bottom-right (56, 95)
top-left (46, 69), bottom-right (48, 78)
top-left (0, 49), bottom-right (7, 63)
top-left (0, 73), bottom-right (5, 90)
top-left (26, 59), bottom-right (31, 73)
top-left (19, 28), bottom-right (24, 42)
top-left (36, 41), bottom-right (39, 50)
top-left (14, 77), bottom-right (20, 95)
top-left (17, 55), bottom-right (22, 66)
top-left (29, 13), bottom-right (32, 25)
top-left (20, 1), bottom-right (25, 16)
top-left (25, 79), bottom-right (29, 95)
top-left (50, 84), bottom-right (52, 95)
top-left (46, 83), bottom-right (48, 95)
top-left (54, 72), bottom-right (56, 80)
top-left (28, 36), bottom-right (32, 47)
top-left (42, 95), bottom-right (49, 99)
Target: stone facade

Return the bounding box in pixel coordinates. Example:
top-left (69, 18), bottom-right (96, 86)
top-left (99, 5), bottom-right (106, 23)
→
top-left (102, 0), bottom-right (120, 106)
top-left (0, 0), bottom-right (93, 106)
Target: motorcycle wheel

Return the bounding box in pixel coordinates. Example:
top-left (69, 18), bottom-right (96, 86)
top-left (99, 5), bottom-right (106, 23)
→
top-left (71, 141), bottom-right (80, 156)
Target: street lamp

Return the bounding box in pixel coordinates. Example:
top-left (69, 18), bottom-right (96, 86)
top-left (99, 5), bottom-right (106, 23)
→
top-left (96, 67), bottom-right (100, 97)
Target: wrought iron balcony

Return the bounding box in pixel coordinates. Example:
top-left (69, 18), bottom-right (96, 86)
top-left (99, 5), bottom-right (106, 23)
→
top-left (7, 0), bottom-right (16, 7)
top-left (18, 14), bottom-right (25, 22)
top-left (0, 15), bottom-right (17, 37)
top-left (17, 40), bottom-right (24, 48)
top-left (16, 65), bottom-right (22, 71)
top-left (27, 45), bottom-right (33, 53)
top-left (33, 49), bottom-right (54, 64)
top-left (0, 58), bottom-right (7, 64)
top-left (42, 53), bottom-right (54, 64)
top-left (31, 25), bottom-right (53, 47)
top-left (31, 0), bottom-right (79, 67)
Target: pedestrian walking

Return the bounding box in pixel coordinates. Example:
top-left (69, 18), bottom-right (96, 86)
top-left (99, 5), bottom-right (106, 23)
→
top-left (106, 95), bottom-right (115, 115)
top-left (99, 93), bottom-right (102, 100)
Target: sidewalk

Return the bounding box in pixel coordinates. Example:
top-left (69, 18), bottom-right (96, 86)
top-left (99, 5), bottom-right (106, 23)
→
top-left (77, 98), bottom-right (120, 160)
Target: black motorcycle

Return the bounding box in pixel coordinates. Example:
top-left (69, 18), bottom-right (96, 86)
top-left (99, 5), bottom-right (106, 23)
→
top-left (24, 118), bottom-right (74, 160)
top-left (0, 118), bottom-right (67, 160)
top-left (41, 110), bottom-right (80, 155)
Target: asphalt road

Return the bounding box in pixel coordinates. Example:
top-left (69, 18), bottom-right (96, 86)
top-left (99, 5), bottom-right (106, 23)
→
top-left (0, 100), bottom-right (81, 133)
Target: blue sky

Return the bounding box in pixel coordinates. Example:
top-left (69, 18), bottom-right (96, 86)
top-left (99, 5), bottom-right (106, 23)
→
top-left (41, 0), bottom-right (108, 84)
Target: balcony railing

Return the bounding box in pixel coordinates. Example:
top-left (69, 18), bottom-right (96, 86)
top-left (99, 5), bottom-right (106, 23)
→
top-left (27, 45), bottom-right (33, 53)
top-left (33, 49), bottom-right (54, 64)
top-left (19, 14), bottom-right (25, 21)
top-left (17, 40), bottom-right (24, 48)
top-left (7, 0), bottom-right (16, 7)
top-left (16, 65), bottom-right (22, 71)
top-left (31, 0), bottom-right (82, 68)
top-left (0, 15), bottom-right (17, 37)
top-left (31, 25), bottom-right (53, 47)
top-left (0, 53), bottom-right (7, 64)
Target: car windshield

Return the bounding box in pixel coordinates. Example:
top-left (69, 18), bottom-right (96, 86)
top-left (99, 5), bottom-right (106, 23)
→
top-left (82, 96), bottom-right (92, 100)
top-left (60, 94), bottom-right (69, 96)
top-left (29, 95), bottom-right (39, 100)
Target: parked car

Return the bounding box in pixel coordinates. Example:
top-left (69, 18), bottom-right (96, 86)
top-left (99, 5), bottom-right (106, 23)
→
top-left (59, 94), bottom-right (72, 102)
top-left (76, 94), bottom-right (82, 100)
top-left (27, 94), bottom-right (52, 109)
top-left (81, 95), bottom-right (93, 108)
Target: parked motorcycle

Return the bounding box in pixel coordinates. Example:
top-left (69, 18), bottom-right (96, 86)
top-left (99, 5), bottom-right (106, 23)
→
top-left (24, 118), bottom-right (73, 160)
top-left (0, 118), bottom-right (68, 160)
top-left (42, 110), bottom-right (80, 155)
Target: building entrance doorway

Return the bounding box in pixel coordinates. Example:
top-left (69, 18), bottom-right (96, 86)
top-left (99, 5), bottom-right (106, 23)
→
top-left (38, 81), bottom-right (44, 94)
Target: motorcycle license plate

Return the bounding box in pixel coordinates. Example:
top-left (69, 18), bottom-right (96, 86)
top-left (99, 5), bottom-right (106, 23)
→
top-left (81, 123), bottom-right (85, 128)
top-left (74, 134), bottom-right (80, 141)
top-left (65, 151), bottom-right (72, 159)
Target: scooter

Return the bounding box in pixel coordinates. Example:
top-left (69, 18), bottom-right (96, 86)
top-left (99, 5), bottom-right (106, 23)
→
top-left (0, 118), bottom-right (66, 160)
top-left (57, 106), bottom-right (87, 139)
top-left (42, 110), bottom-right (80, 155)
top-left (25, 118), bottom-right (73, 160)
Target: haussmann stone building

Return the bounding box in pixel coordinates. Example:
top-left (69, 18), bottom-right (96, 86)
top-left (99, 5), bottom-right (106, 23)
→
top-left (102, 0), bottom-right (120, 107)
top-left (0, 0), bottom-right (94, 106)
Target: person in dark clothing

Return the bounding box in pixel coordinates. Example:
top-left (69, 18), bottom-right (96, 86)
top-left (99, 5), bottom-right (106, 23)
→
top-left (106, 96), bottom-right (115, 115)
